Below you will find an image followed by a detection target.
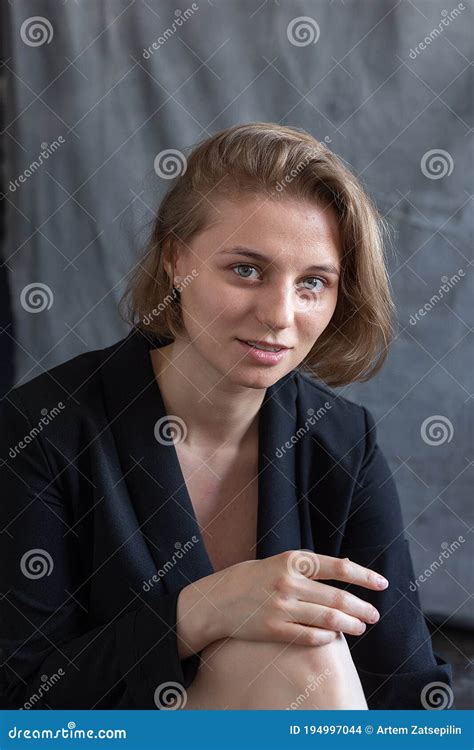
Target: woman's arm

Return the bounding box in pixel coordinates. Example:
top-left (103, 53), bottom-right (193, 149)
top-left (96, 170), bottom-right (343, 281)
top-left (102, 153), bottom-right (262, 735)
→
top-left (335, 405), bottom-right (454, 710)
top-left (0, 391), bottom-right (203, 709)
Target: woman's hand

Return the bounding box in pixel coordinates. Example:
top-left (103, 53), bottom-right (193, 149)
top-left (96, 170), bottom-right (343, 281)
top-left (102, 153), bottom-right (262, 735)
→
top-left (180, 549), bottom-right (389, 650)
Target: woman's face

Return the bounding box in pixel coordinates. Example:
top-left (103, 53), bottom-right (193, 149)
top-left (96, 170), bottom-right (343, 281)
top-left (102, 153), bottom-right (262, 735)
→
top-left (170, 194), bottom-right (342, 389)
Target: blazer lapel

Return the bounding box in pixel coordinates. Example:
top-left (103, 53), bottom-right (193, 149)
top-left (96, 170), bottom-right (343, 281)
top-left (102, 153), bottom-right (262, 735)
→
top-left (100, 326), bottom-right (303, 596)
top-left (256, 373), bottom-right (303, 559)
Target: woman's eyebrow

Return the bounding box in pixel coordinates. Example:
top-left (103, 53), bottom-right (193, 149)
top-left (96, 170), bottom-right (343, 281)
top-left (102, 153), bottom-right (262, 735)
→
top-left (219, 246), bottom-right (340, 276)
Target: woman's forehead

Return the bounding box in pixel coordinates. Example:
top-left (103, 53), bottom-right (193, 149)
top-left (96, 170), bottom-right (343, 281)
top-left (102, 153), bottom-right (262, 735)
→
top-left (192, 197), bottom-right (342, 265)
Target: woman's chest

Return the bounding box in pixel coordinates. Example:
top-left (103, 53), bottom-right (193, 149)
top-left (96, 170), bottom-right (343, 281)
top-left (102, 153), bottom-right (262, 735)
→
top-left (174, 444), bottom-right (259, 572)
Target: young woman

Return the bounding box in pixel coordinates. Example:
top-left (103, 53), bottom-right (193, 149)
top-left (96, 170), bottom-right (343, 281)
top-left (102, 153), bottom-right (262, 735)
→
top-left (0, 123), bottom-right (452, 710)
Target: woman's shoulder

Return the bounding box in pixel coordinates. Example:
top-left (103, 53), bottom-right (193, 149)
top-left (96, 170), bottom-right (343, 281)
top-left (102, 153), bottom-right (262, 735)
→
top-left (2, 331), bottom-right (129, 427)
top-left (287, 369), bottom-right (379, 472)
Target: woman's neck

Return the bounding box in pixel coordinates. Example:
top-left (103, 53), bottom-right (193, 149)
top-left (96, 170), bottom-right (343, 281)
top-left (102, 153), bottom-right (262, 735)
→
top-left (149, 343), bottom-right (265, 452)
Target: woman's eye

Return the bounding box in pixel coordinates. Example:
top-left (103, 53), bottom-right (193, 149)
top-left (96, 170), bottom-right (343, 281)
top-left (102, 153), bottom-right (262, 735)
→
top-left (232, 264), bottom-right (258, 279)
top-left (300, 277), bottom-right (327, 293)
top-left (231, 266), bottom-right (327, 292)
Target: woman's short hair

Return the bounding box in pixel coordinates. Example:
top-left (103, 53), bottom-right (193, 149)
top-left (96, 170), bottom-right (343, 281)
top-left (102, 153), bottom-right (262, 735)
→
top-left (120, 122), bottom-right (395, 387)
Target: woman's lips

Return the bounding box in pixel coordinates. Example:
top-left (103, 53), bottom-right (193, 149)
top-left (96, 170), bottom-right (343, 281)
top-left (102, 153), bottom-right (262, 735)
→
top-left (236, 339), bottom-right (290, 365)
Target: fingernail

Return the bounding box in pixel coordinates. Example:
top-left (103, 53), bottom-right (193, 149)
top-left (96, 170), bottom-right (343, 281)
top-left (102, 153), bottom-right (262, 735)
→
top-left (369, 609), bottom-right (380, 623)
top-left (376, 576), bottom-right (388, 588)
top-left (358, 622), bottom-right (366, 634)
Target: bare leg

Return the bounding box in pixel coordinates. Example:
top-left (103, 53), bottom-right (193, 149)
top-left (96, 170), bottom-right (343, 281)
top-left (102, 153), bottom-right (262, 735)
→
top-left (182, 632), bottom-right (368, 710)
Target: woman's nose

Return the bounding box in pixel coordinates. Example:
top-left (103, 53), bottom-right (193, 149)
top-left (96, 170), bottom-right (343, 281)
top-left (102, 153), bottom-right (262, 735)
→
top-left (254, 283), bottom-right (296, 331)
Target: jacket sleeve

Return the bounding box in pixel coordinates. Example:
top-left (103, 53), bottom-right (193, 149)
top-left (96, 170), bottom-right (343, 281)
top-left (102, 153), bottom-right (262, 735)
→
top-left (336, 405), bottom-right (454, 710)
top-left (0, 391), bottom-right (200, 709)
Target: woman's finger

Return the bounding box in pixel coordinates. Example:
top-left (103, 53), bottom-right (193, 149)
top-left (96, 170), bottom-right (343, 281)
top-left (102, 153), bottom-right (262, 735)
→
top-left (290, 600), bottom-right (368, 636)
top-left (297, 579), bottom-right (380, 624)
top-left (286, 550), bottom-right (388, 591)
top-left (275, 622), bottom-right (340, 648)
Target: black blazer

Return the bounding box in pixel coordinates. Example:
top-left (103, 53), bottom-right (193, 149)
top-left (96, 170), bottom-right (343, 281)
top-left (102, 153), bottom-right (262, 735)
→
top-left (0, 326), bottom-right (452, 709)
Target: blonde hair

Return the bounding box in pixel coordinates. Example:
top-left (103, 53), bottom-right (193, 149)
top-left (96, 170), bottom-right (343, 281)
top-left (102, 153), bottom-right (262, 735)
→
top-left (120, 122), bottom-right (395, 387)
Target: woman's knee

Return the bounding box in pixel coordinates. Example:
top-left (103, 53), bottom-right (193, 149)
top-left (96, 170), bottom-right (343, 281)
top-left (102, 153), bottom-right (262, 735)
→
top-left (263, 632), bottom-right (368, 710)
top-left (298, 631), bottom-right (352, 677)
top-left (197, 636), bottom-right (287, 682)
top-left (185, 636), bottom-right (303, 709)
top-left (196, 632), bottom-right (350, 686)
top-left (184, 634), bottom-right (367, 710)
top-left (298, 633), bottom-right (368, 709)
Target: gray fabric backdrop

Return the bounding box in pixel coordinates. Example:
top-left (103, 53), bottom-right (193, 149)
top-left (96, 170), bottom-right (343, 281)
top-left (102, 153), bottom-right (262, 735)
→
top-left (2, 0), bottom-right (473, 627)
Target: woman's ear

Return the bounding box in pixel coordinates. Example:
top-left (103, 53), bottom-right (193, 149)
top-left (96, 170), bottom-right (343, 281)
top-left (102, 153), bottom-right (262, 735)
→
top-left (162, 239), bottom-right (176, 285)
top-left (162, 238), bottom-right (184, 286)
top-left (172, 242), bottom-right (189, 288)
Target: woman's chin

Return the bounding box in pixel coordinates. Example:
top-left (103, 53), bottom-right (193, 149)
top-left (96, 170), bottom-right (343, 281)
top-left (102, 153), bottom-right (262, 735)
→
top-left (224, 364), bottom-right (287, 390)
